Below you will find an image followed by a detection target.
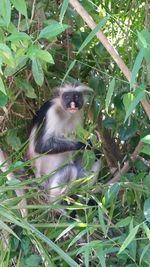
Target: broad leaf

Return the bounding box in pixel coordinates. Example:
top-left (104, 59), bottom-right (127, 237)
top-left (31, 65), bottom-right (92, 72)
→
top-left (11, 0), bottom-right (27, 17)
top-left (123, 85), bottom-right (145, 122)
top-left (15, 78), bottom-right (37, 98)
top-left (141, 135), bottom-right (150, 144)
top-left (130, 48), bottom-right (145, 89)
top-left (24, 254), bottom-right (42, 267)
top-left (0, 43), bottom-right (15, 67)
top-left (118, 225), bottom-right (139, 254)
top-left (0, 77), bottom-right (6, 95)
top-left (0, 0), bottom-right (11, 27)
top-left (0, 91), bottom-right (8, 106)
top-left (38, 21), bottom-right (69, 39)
top-left (141, 145), bottom-right (150, 156)
top-left (6, 129), bottom-right (21, 151)
top-left (28, 45), bottom-right (54, 63)
top-left (32, 58), bottom-right (44, 86)
top-left (7, 32), bottom-right (31, 42)
top-left (77, 16), bottom-right (109, 54)
top-left (59, 0), bottom-right (69, 23)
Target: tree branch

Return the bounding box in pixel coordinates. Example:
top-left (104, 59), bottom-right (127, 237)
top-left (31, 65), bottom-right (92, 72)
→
top-left (69, 0), bottom-right (150, 120)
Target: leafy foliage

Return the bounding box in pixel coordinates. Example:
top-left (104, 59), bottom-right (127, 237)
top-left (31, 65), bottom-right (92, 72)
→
top-left (0, 0), bottom-right (150, 266)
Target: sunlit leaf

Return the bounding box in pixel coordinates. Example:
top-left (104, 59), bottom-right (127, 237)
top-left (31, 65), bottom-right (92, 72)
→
top-left (141, 135), bottom-right (150, 144)
top-left (141, 145), bottom-right (150, 156)
top-left (0, 43), bottom-right (15, 67)
top-left (11, 0), bottom-right (27, 17)
top-left (0, 0), bottom-right (11, 27)
top-left (123, 85), bottom-right (145, 122)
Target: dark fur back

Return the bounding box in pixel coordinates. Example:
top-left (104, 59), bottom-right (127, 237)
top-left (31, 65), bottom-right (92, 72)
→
top-left (32, 100), bottom-right (53, 127)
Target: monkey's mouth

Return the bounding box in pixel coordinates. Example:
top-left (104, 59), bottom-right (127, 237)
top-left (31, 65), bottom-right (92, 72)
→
top-left (68, 102), bottom-right (78, 113)
top-left (68, 107), bottom-right (78, 113)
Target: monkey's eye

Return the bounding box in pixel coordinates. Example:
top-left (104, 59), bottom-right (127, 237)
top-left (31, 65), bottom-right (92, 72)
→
top-left (75, 94), bottom-right (79, 100)
top-left (65, 95), bottom-right (70, 99)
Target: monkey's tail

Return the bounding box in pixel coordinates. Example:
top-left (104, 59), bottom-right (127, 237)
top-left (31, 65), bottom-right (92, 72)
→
top-left (0, 149), bottom-right (27, 217)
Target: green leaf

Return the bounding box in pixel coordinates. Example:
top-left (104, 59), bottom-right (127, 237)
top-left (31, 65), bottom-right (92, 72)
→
top-left (0, 77), bottom-right (6, 95)
top-left (116, 217), bottom-right (132, 228)
top-left (105, 78), bottom-right (115, 112)
top-left (28, 46), bottom-right (54, 64)
top-left (77, 16), bottom-right (109, 54)
top-left (137, 31), bottom-right (148, 48)
top-left (130, 48), bottom-right (145, 89)
top-left (95, 246), bottom-right (106, 267)
top-left (15, 78), bottom-right (37, 98)
top-left (123, 85), bottom-right (146, 122)
top-left (32, 58), bottom-right (44, 86)
top-left (59, 0), bottom-right (69, 23)
top-left (7, 32), bottom-right (31, 42)
top-left (144, 198), bottom-right (150, 222)
top-left (0, 0), bottom-right (11, 27)
top-left (0, 220), bottom-right (19, 239)
top-left (103, 184), bottom-right (120, 207)
top-left (38, 21), bottom-right (69, 39)
top-left (83, 150), bottom-right (96, 171)
top-left (142, 223), bottom-right (150, 240)
top-left (11, 0), bottom-right (27, 17)
top-left (118, 225), bottom-right (139, 254)
top-left (24, 254), bottom-right (42, 267)
top-left (102, 116), bottom-right (116, 129)
top-left (4, 55), bottom-right (28, 76)
top-left (0, 91), bottom-right (8, 106)
top-left (119, 121), bottom-right (138, 141)
top-left (141, 145), bottom-right (150, 156)
top-left (139, 242), bottom-right (150, 265)
top-left (98, 206), bottom-right (107, 236)
top-left (0, 43), bottom-right (15, 67)
top-left (6, 129), bottom-right (21, 151)
top-left (141, 135), bottom-right (150, 144)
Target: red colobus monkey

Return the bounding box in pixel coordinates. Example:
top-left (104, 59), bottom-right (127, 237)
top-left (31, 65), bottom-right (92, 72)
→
top-left (27, 84), bottom-right (101, 202)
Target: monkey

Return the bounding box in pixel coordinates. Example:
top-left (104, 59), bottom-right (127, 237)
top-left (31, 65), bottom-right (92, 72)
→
top-left (27, 83), bottom-right (101, 202)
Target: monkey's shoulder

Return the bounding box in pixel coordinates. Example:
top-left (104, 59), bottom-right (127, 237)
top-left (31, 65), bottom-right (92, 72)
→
top-left (32, 100), bottom-right (54, 127)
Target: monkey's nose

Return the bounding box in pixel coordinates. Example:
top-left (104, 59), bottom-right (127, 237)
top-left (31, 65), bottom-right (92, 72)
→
top-left (70, 102), bottom-right (76, 108)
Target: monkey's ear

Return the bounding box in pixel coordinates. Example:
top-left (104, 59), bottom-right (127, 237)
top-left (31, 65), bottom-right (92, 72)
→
top-left (53, 87), bottom-right (61, 97)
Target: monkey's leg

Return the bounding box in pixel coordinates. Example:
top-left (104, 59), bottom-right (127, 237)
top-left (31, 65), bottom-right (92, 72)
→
top-left (47, 164), bottom-right (78, 203)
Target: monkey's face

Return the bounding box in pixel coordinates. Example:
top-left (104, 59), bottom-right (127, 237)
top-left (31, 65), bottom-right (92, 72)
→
top-left (61, 91), bottom-right (84, 113)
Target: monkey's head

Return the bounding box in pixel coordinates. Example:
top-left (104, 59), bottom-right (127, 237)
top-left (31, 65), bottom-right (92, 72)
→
top-left (56, 83), bottom-right (92, 113)
top-left (61, 91), bottom-right (84, 113)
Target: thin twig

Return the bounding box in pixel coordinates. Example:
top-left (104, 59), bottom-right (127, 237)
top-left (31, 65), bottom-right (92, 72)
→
top-left (107, 142), bottom-right (144, 184)
top-left (69, 0), bottom-right (150, 120)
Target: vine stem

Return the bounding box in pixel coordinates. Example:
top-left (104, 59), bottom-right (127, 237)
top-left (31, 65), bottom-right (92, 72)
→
top-left (69, 0), bottom-right (150, 120)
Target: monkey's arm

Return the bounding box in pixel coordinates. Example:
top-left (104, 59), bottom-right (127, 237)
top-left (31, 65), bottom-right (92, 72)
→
top-left (35, 136), bottom-right (86, 154)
